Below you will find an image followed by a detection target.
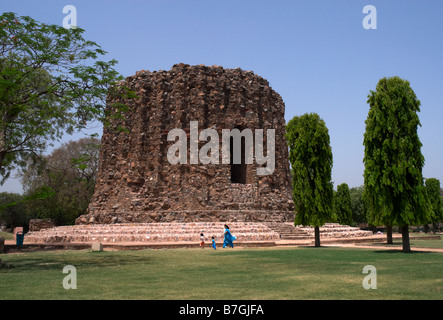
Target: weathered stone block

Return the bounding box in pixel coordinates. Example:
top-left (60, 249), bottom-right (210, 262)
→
top-left (91, 243), bottom-right (103, 252)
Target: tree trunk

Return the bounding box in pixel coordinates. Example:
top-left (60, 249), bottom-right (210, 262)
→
top-left (0, 144), bottom-right (6, 173)
top-left (432, 223), bottom-right (437, 234)
top-left (401, 224), bottom-right (411, 253)
top-left (314, 226), bottom-right (320, 247)
top-left (0, 113), bottom-right (12, 172)
top-left (386, 225), bottom-right (393, 244)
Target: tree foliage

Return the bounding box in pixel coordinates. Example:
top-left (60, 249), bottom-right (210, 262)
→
top-left (286, 113), bottom-right (334, 246)
top-left (334, 183), bottom-right (353, 225)
top-left (19, 137), bottom-right (100, 225)
top-left (425, 178), bottom-right (443, 232)
top-left (0, 12), bottom-right (133, 182)
top-left (363, 76), bottom-right (429, 252)
top-left (0, 192), bottom-right (28, 230)
top-left (349, 185), bottom-right (367, 225)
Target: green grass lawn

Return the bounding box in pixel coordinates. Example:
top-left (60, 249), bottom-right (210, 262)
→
top-left (1, 246), bottom-right (442, 300)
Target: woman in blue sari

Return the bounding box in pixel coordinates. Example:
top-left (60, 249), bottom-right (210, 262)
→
top-left (223, 224), bottom-right (236, 248)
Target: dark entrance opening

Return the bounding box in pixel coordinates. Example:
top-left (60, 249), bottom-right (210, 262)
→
top-left (230, 135), bottom-right (247, 184)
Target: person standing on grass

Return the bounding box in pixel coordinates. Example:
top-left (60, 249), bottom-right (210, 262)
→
top-left (200, 233), bottom-right (205, 248)
top-left (212, 236), bottom-right (216, 250)
top-left (223, 224), bottom-right (236, 248)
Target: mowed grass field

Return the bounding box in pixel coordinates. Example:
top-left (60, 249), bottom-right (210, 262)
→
top-left (1, 245), bottom-right (442, 300)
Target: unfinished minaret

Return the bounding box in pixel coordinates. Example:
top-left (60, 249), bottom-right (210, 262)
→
top-left (76, 63), bottom-right (294, 224)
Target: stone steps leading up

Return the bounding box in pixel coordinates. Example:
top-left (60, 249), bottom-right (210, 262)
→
top-left (294, 223), bottom-right (373, 238)
top-left (266, 222), bottom-right (373, 240)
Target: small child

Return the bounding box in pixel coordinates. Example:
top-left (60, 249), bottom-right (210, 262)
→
top-left (211, 236), bottom-right (216, 250)
top-left (200, 233), bottom-right (205, 248)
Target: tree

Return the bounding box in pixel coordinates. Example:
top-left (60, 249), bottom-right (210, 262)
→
top-left (349, 185), bottom-right (368, 225)
top-left (19, 137), bottom-right (100, 225)
top-left (441, 189), bottom-right (443, 218)
top-left (334, 183), bottom-right (353, 225)
top-left (425, 178), bottom-right (443, 233)
top-left (0, 192), bottom-right (29, 231)
top-left (363, 76), bottom-right (429, 252)
top-left (0, 12), bottom-right (132, 183)
top-left (286, 113), bottom-right (334, 247)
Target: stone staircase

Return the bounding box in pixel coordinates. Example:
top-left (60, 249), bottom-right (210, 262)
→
top-left (296, 223), bottom-right (373, 238)
top-left (266, 222), bottom-right (373, 240)
top-left (266, 223), bottom-right (311, 240)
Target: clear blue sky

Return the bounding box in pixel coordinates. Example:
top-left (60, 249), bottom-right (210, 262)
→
top-left (1, 0), bottom-right (442, 193)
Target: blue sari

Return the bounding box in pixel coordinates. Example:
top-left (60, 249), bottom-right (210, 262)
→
top-left (223, 228), bottom-right (236, 248)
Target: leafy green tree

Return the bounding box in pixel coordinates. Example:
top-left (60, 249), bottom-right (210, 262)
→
top-left (425, 178), bottom-right (443, 233)
top-left (349, 185), bottom-right (368, 225)
top-left (0, 12), bottom-right (132, 183)
top-left (441, 189), bottom-right (443, 217)
top-left (363, 76), bottom-right (429, 252)
top-left (334, 183), bottom-right (353, 225)
top-left (0, 192), bottom-right (29, 231)
top-left (286, 113), bottom-right (334, 247)
top-left (19, 137), bottom-right (100, 226)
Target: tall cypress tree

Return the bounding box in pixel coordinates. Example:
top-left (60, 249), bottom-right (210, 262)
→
top-left (286, 113), bottom-right (334, 247)
top-left (334, 183), bottom-right (353, 225)
top-left (425, 178), bottom-right (443, 233)
top-left (363, 77), bottom-right (429, 252)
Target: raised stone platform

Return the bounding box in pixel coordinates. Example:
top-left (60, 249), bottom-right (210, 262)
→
top-left (24, 222), bottom-right (372, 244)
top-left (24, 222), bottom-right (280, 243)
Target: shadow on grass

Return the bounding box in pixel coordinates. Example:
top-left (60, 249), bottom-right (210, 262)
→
top-left (357, 241), bottom-right (439, 254)
top-left (372, 249), bottom-right (437, 254)
top-left (0, 251), bottom-right (153, 273)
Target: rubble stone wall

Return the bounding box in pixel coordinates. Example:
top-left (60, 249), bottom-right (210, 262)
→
top-left (76, 63), bottom-right (294, 224)
top-left (29, 219), bottom-right (56, 231)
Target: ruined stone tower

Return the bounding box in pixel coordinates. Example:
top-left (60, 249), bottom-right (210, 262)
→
top-left (76, 64), bottom-right (294, 225)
